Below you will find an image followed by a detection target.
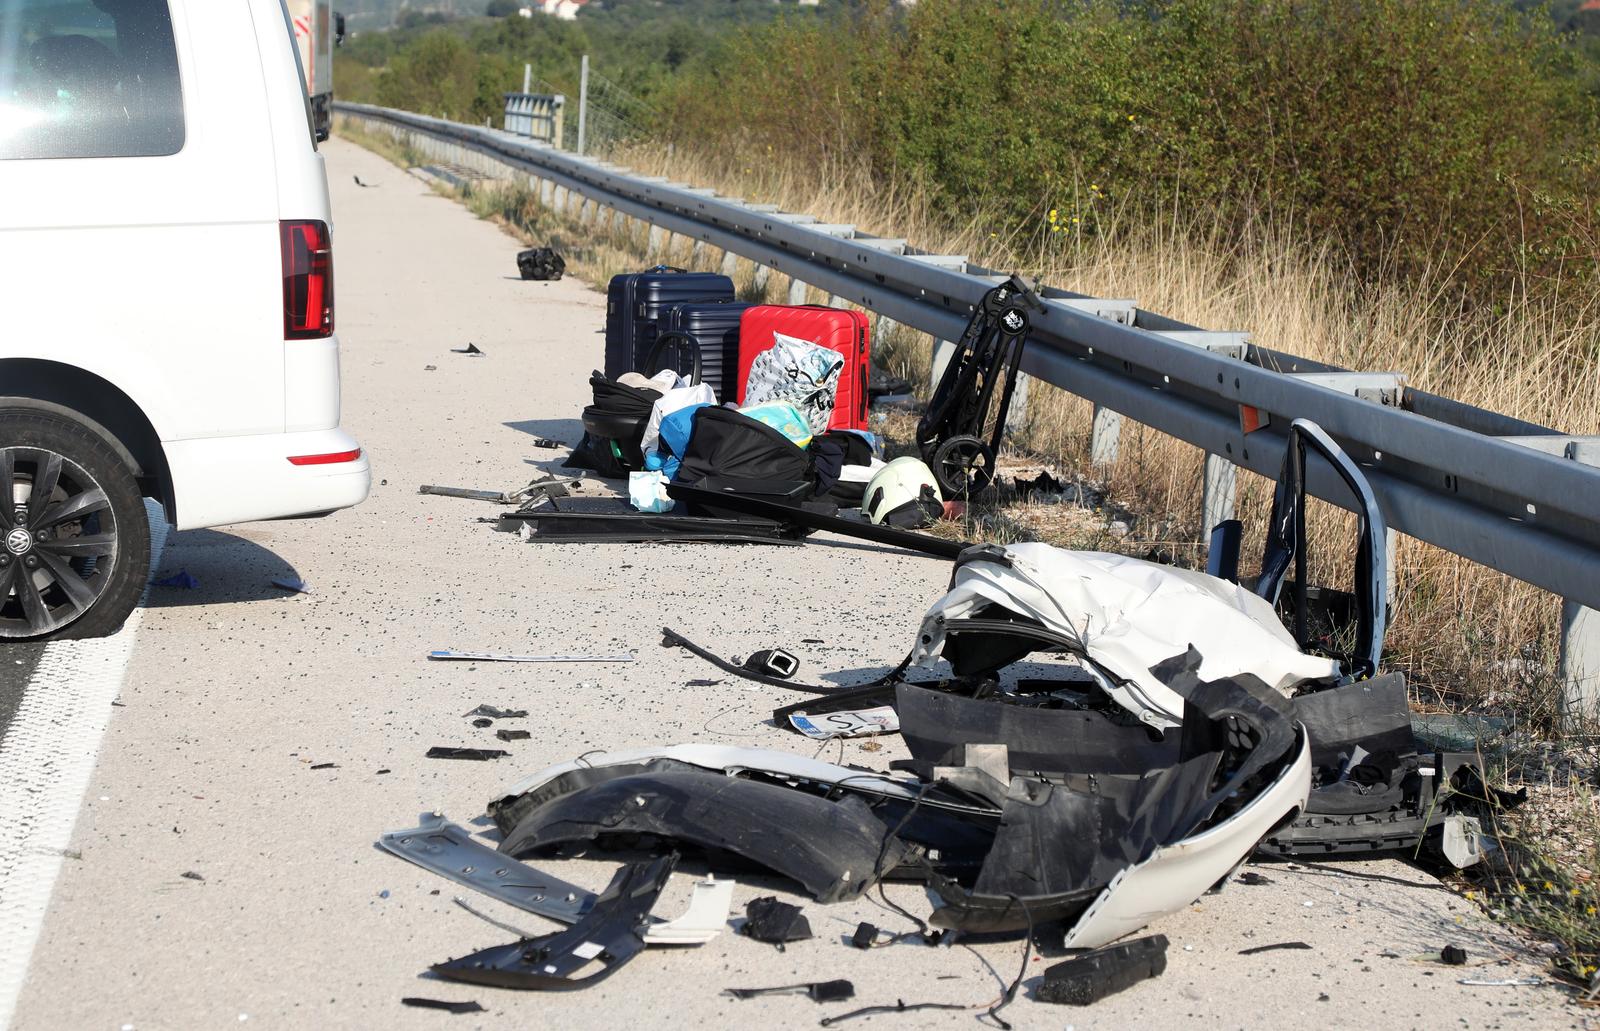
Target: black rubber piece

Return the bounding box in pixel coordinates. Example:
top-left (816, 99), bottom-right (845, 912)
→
top-left (401, 997), bottom-right (485, 1014)
top-left (743, 648), bottom-right (798, 679)
top-left (1035, 935), bottom-right (1169, 1006)
top-left (664, 481), bottom-right (970, 559)
top-left (850, 923), bottom-right (877, 949)
top-left (742, 896), bottom-right (812, 944)
top-left (426, 747), bottom-right (509, 761)
top-left (1442, 945), bottom-right (1468, 965)
top-left (1238, 941), bottom-right (1312, 956)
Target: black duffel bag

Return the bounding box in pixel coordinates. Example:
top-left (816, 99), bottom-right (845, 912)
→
top-left (517, 247), bottom-right (566, 281)
top-left (672, 406), bottom-right (820, 517)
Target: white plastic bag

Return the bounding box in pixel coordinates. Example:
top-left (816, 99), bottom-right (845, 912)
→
top-left (640, 382), bottom-right (717, 456)
top-left (742, 332), bottom-right (843, 434)
top-left (628, 470), bottom-right (673, 513)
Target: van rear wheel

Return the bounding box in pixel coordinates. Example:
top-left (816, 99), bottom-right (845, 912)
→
top-left (0, 410), bottom-right (150, 641)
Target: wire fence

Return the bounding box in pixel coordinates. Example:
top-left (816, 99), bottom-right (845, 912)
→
top-left (534, 63), bottom-right (657, 154)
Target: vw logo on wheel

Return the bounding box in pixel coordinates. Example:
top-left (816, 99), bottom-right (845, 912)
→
top-left (6, 527), bottom-right (33, 556)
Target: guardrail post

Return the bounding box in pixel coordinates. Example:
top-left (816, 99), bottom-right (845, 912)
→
top-left (539, 179), bottom-right (553, 207)
top-left (719, 249), bottom-right (738, 279)
top-left (753, 264), bottom-right (771, 296)
top-left (647, 225), bottom-right (664, 256)
top-left (1564, 603), bottom-right (1599, 716)
top-left (787, 275), bottom-right (807, 305)
top-left (690, 239), bottom-right (706, 269)
top-left (929, 337), bottom-right (957, 393)
top-left (1560, 443), bottom-right (1600, 714)
top-left (1005, 376), bottom-right (1029, 432)
top-left (1201, 452), bottom-right (1236, 536)
top-left (1090, 405), bottom-right (1121, 467)
top-left (1385, 528), bottom-right (1399, 610)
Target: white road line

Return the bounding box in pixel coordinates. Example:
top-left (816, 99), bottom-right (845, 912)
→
top-left (0, 504), bottom-right (167, 1031)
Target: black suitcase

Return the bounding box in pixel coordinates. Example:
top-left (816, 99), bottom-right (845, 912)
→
top-left (662, 301), bottom-right (753, 403)
top-left (605, 266), bottom-right (734, 379)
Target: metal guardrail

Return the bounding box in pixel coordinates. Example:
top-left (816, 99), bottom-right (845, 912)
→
top-left (502, 92), bottom-right (564, 146)
top-left (336, 101), bottom-right (1600, 701)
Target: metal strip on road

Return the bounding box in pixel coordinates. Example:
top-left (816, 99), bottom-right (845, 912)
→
top-left (0, 504), bottom-right (167, 1031)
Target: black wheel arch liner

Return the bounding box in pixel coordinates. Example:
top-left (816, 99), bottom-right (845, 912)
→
top-left (493, 761), bottom-right (916, 904)
top-left (1, 359), bottom-right (175, 521)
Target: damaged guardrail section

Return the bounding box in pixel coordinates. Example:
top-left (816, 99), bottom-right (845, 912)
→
top-left (334, 101), bottom-right (1600, 707)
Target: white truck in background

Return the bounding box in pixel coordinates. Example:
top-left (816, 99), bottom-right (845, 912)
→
top-left (288, 0), bottom-right (344, 140)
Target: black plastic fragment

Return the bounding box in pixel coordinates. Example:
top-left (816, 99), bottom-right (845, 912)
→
top-left (742, 896), bottom-right (812, 946)
top-left (1035, 935), bottom-right (1169, 1006)
top-left (743, 648), bottom-right (799, 679)
top-left (724, 980), bottom-right (855, 1003)
top-left (472, 718), bottom-right (493, 729)
top-left (1238, 941), bottom-right (1312, 956)
top-left (427, 747), bottom-right (510, 761)
top-left (431, 854), bottom-right (675, 990)
top-left (1237, 871), bottom-right (1274, 886)
top-left (401, 997), bottom-right (486, 1014)
top-left (1442, 945), bottom-right (1469, 965)
top-left (530, 437), bottom-right (562, 449)
top-left (180, 871), bottom-right (204, 881)
top-left (850, 923), bottom-right (877, 950)
top-left (464, 705), bottom-right (529, 719)
top-left (452, 343), bottom-right (484, 355)
top-left (496, 729), bottom-right (532, 742)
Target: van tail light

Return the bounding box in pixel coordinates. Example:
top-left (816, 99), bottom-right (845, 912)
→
top-left (281, 219), bottom-right (334, 339)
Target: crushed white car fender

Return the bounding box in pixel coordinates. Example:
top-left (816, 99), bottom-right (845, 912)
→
top-left (1063, 729), bottom-right (1313, 949)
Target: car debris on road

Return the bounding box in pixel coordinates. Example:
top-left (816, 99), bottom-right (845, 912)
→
top-left (393, 271), bottom-right (1531, 1019)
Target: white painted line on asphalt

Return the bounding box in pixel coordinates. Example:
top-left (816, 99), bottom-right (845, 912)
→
top-left (0, 504), bottom-right (167, 1031)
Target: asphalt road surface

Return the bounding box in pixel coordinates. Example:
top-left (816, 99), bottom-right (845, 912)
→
top-left (0, 138), bottom-right (1578, 1030)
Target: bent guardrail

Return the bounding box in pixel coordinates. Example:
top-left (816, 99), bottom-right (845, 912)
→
top-left (335, 101), bottom-right (1600, 707)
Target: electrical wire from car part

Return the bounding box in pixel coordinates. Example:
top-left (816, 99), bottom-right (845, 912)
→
top-left (862, 779), bottom-right (949, 951)
top-left (819, 1000), bottom-right (972, 1027)
top-left (662, 626), bottom-right (917, 696)
top-left (839, 799), bottom-right (1033, 1031)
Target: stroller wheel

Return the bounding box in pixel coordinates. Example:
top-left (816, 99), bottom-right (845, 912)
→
top-left (931, 436), bottom-right (996, 497)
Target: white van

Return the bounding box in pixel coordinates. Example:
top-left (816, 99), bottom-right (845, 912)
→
top-left (0, 0), bottom-right (370, 641)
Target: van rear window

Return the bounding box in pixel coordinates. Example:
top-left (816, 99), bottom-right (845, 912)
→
top-left (0, 0), bottom-right (184, 160)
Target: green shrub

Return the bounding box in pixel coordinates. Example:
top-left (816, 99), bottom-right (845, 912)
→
top-left (661, 0), bottom-right (1600, 293)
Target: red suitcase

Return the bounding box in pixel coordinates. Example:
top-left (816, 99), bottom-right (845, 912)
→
top-left (736, 305), bottom-right (872, 431)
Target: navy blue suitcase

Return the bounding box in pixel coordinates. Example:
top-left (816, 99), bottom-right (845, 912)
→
top-left (662, 301), bottom-right (754, 402)
top-left (605, 266), bottom-right (735, 379)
